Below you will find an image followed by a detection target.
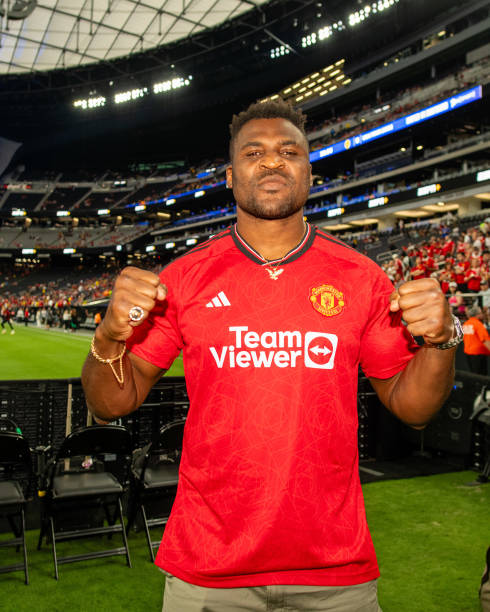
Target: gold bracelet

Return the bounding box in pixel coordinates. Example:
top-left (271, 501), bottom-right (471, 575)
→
top-left (90, 335), bottom-right (126, 385)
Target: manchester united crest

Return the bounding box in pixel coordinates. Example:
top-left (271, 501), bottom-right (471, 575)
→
top-left (310, 285), bottom-right (345, 317)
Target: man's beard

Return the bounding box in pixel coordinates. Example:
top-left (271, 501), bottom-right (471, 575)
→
top-left (239, 192), bottom-right (304, 220)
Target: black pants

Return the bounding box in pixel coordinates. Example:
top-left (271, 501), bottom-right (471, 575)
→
top-left (466, 354), bottom-right (488, 376)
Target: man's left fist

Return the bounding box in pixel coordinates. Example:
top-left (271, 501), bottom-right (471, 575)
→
top-left (389, 278), bottom-right (454, 345)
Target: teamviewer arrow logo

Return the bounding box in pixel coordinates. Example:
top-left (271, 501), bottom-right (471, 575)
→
top-left (304, 332), bottom-right (338, 369)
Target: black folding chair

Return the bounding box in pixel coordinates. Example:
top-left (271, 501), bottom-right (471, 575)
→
top-left (38, 424), bottom-right (132, 579)
top-left (127, 419), bottom-right (185, 561)
top-left (0, 431), bottom-right (32, 585)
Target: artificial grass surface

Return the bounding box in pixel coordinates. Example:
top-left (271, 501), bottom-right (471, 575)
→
top-left (0, 325), bottom-right (185, 380)
top-left (365, 471), bottom-right (489, 612)
top-left (1, 471), bottom-right (488, 611)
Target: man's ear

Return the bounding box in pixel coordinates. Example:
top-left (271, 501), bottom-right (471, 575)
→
top-left (226, 165), bottom-right (233, 189)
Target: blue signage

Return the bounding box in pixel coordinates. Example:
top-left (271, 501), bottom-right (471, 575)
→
top-left (309, 85), bottom-right (483, 163)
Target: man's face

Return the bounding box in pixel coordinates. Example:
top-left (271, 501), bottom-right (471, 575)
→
top-left (226, 118), bottom-right (312, 220)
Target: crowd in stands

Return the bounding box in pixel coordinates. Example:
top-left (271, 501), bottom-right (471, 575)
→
top-left (308, 57), bottom-right (489, 151)
top-left (0, 260), bottom-right (163, 331)
top-left (378, 221), bottom-right (490, 322)
top-left (0, 222), bottom-right (150, 249)
top-left (3, 55), bottom-right (487, 220)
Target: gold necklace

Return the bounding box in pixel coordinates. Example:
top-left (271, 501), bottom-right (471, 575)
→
top-left (264, 263), bottom-right (284, 281)
top-left (261, 223), bottom-right (308, 280)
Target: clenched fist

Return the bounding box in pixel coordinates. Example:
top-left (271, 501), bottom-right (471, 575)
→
top-left (99, 266), bottom-right (166, 342)
top-left (389, 278), bottom-right (454, 345)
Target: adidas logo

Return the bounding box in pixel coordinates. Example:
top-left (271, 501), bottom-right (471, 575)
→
top-left (206, 291), bottom-right (231, 308)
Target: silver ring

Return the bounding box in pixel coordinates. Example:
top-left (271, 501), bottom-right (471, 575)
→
top-left (128, 306), bottom-right (144, 322)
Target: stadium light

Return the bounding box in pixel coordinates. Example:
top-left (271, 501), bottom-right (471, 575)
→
top-left (270, 46), bottom-right (290, 59)
top-left (477, 170), bottom-right (490, 182)
top-left (97, 209), bottom-right (111, 215)
top-left (186, 238), bottom-right (198, 246)
top-left (114, 88), bottom-right (148, 104)
top-left (22, 248), bottom-right (36, 254)
top-left (302, 1), bottom-right (398, 50)
top-left (165, 242), bottom-right (175, 249)
top-left (63, 248), bottom-right (76, 254)
top-left (73, 96), bottom-right (106, 110)
top-left (145, 245), bottom-right (156, 252)
top-left (56, 210), bottom-right (71, 217)
top-left (318, 25), bottom-right (333, 40)
top-left (349, 1), bottom-right (399, 26)
top-left (116, 245), bottom-right (122, 251)
top-left (135, 204), bottom-right (146, 212)
top-left (153, 76), bottom-right (192, 94)
top-left (165, 198), bottom-right (176, 206)
top-left (194, 190), bottom-right (205, 198)
top-left (301, 33), bottom-right (317, 48)
top-left (11, 209), bottom-right (26, 216)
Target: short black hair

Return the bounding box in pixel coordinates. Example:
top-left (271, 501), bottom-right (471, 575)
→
top-left (229, 99), bottom-right (308, 159)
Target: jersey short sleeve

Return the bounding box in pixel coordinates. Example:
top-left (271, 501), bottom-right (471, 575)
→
top-left (474, 319), bottom-right (490, 343)
top-left (126, 265), bottom-right (183, 370)
top-left (359, 269), bottom-right (419, 379)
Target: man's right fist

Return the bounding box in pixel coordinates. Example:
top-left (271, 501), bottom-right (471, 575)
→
top-left (99, 266), bottom-right (167, 342)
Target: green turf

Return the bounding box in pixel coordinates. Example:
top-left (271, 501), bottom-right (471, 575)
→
top-left (365, 471), bottom-right (489, 612)
top-left (0, 471), bottom-right (488, 611)
top-left (0, 325), bottom-right (185, 380)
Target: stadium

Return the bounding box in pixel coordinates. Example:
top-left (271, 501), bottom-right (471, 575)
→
top-left (0, 0), bottom-right (489, 609)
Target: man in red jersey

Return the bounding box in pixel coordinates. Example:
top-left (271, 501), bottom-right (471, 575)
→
top-left (82, 100), bottom-right (461, 612)
top-left (410, 255), bottom-right (426, 281)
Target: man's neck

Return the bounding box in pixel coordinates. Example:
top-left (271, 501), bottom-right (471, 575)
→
top-left (236, 209), bottom-right (306, 261)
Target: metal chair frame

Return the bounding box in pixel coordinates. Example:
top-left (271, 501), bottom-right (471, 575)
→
top-left (38, 424), bottom-right (132, 579)
top-left (126, 418), bottom-right (185, 562)
top-left (0, 431), bottom-right (32, 585)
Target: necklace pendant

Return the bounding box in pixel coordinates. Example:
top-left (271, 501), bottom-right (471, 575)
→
top-left (266, 267), bottom-right (284, 280)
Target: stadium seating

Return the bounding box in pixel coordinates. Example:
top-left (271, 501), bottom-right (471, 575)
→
top-left (127, 419), bottom-right (185, 562)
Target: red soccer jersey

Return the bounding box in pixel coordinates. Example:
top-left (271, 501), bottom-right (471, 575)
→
top-left (465, 268), bottom-right (481, 292)
top-left (441, 240), bottom-right (454, 256)
top-left (410, 264), bottom-right (426, 280)
top-left (454, 260), bottom-right (469, 284)
top-left (421, 255), bottom-right (436, 275)
top-left (127, 224), bottom-right (418, 588)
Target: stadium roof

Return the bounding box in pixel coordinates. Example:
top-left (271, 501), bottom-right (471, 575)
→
top-left (0, 0), bottom-right (269, 75)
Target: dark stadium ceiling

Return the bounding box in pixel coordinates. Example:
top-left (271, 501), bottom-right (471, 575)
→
top-left (0, 0), bottom-right (270, 74)
top-left (0, 0), bottom-right (478, 96)
top-left (0, 0), bottom-right (484, 165)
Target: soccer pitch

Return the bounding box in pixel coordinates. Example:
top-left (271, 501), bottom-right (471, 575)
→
top-left (0, 324), bottom-right (185, 381)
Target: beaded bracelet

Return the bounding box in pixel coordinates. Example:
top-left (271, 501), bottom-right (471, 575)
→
top-left (90, 335), bottom-right (126, 385)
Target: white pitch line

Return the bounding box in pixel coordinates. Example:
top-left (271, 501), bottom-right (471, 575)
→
top-left (359, 466), bottom-right (385, 477)
top-left (17, 327), bottom-right (92, 342)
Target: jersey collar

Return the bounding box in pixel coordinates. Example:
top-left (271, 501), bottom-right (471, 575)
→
top-left (232, 222), bottom-right (316, 266)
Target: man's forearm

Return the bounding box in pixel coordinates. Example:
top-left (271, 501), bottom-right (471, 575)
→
top-left (81, 329), bottom-right (139, 422)
top-left (81, 266), bottom-right (167, 422)
top-left (389, 345), bottom-right (455, 427)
